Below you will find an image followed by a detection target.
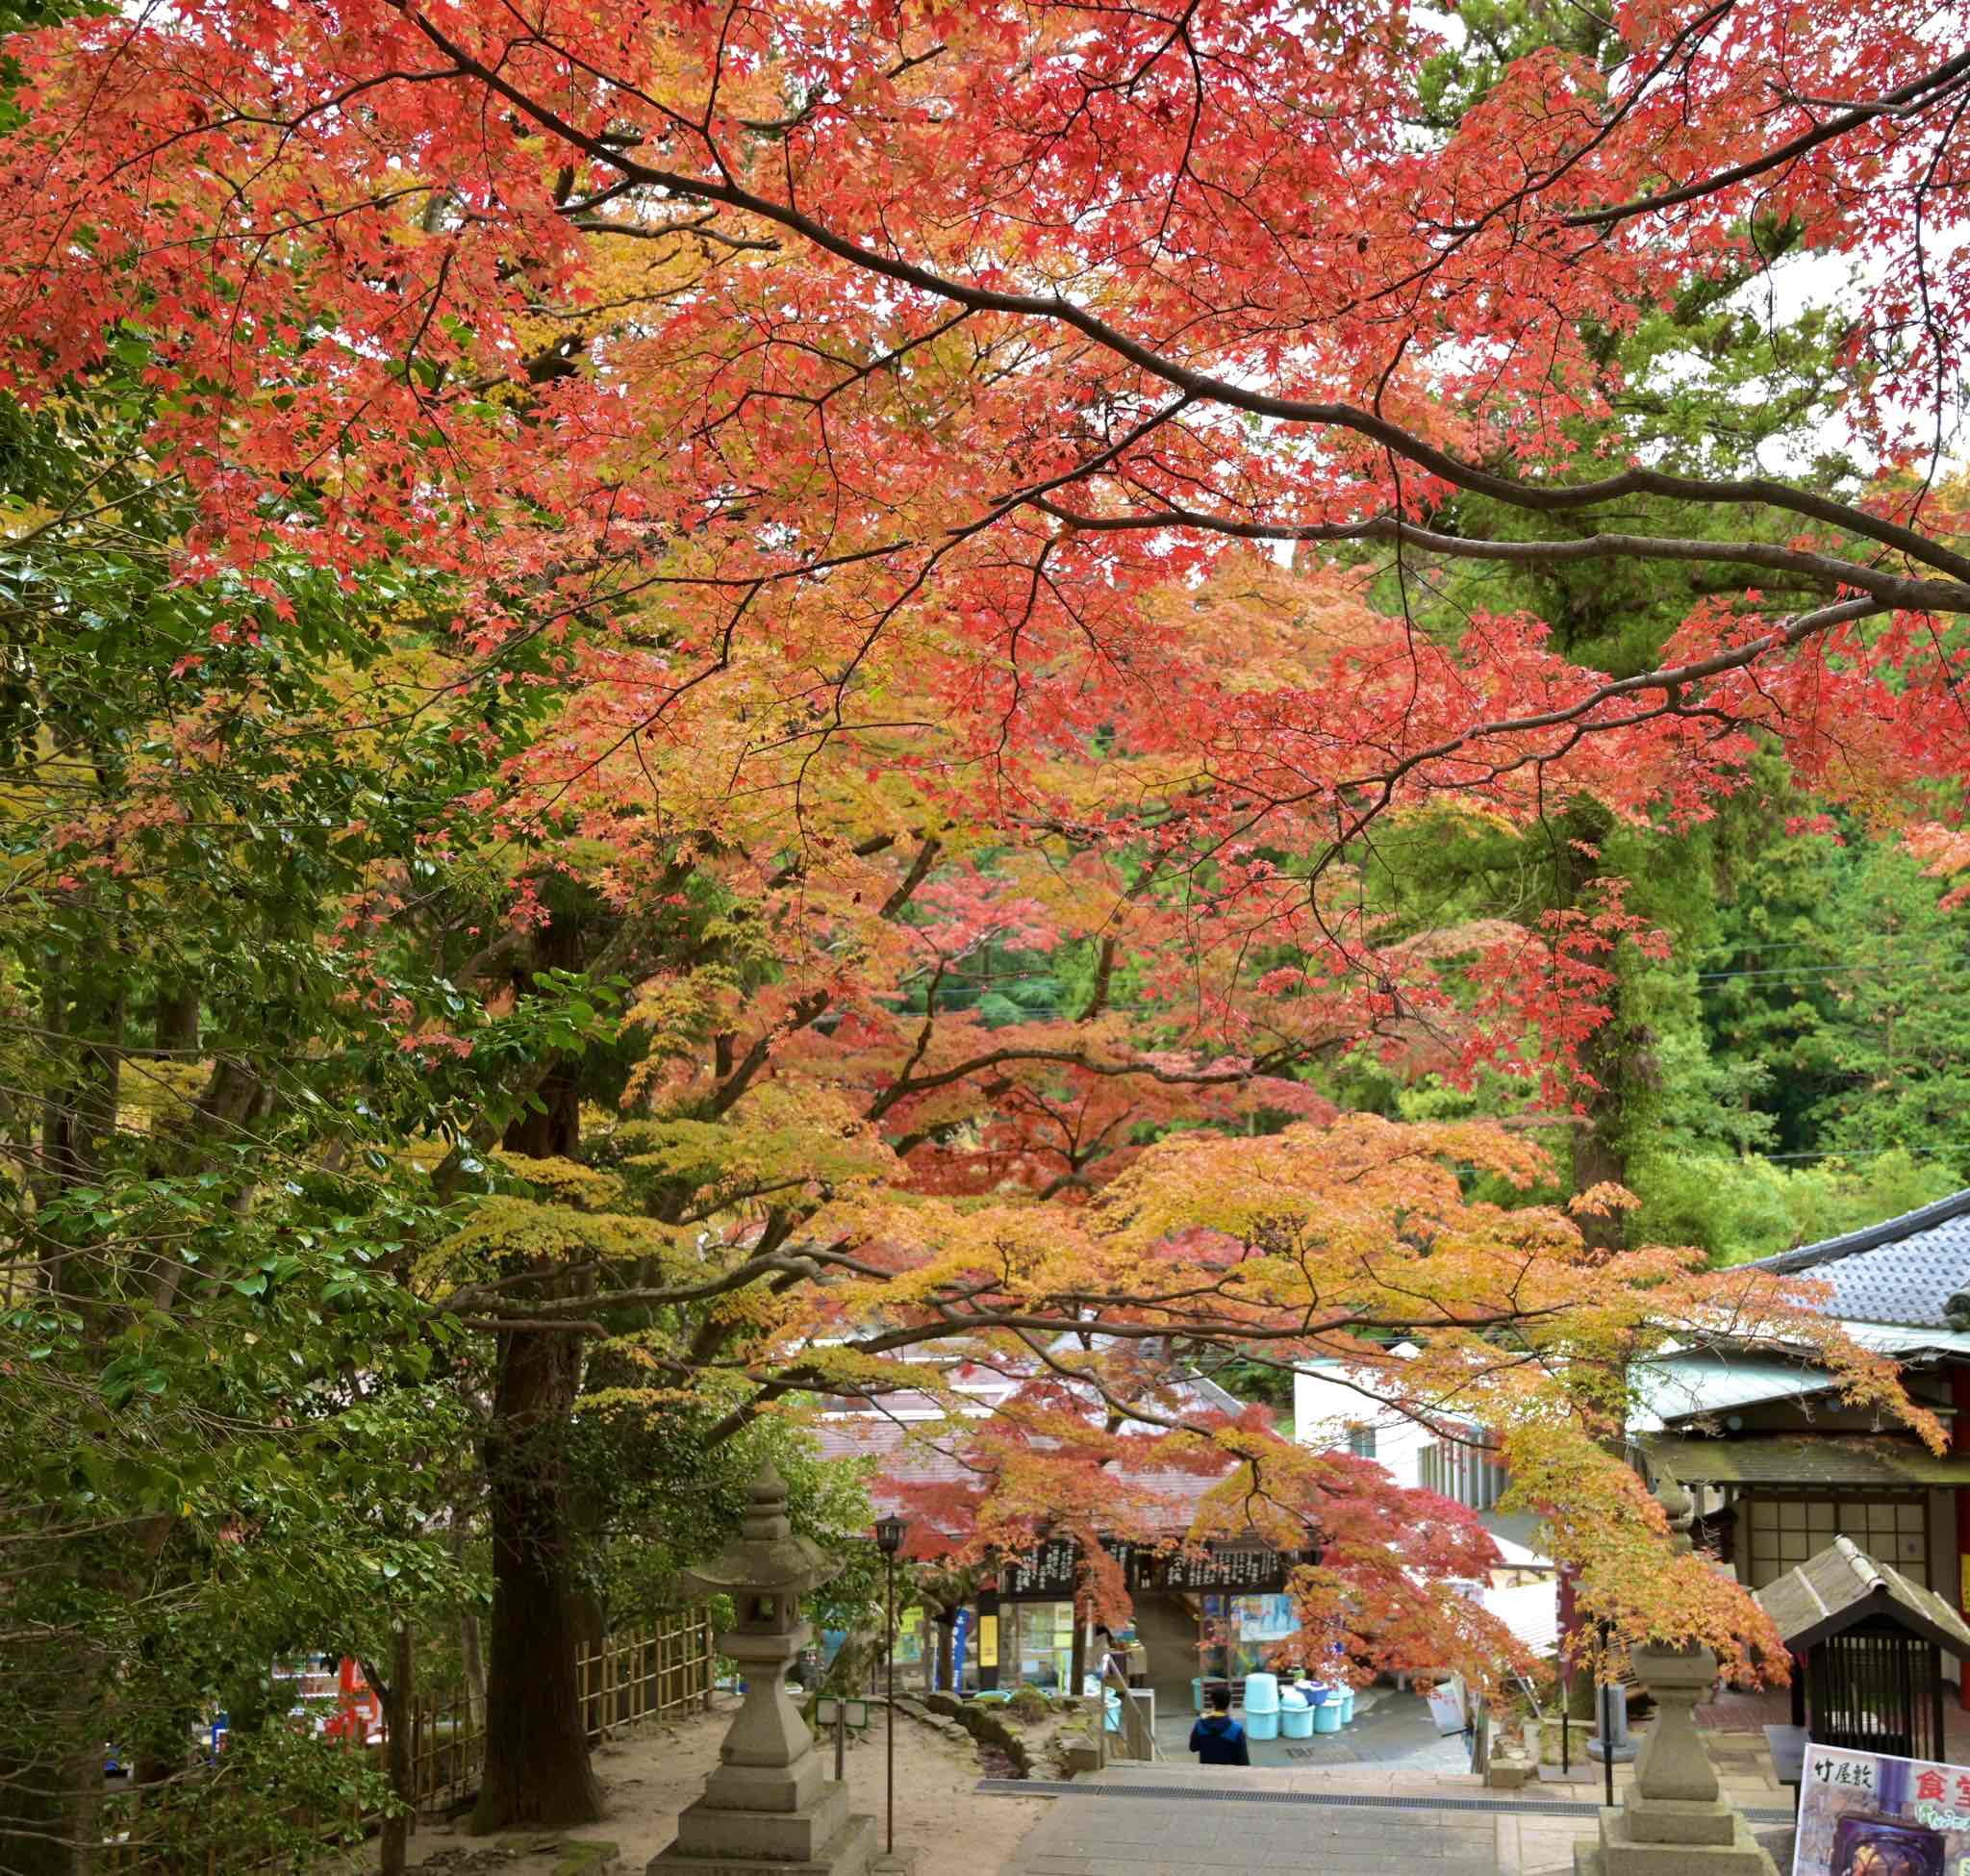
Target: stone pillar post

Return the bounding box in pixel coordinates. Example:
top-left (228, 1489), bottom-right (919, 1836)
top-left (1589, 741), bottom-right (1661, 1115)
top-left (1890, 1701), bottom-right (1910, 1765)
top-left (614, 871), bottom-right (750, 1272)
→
top-left (1629, 1647), bottom-right (1719, 1806)
top-left (1573, 1645), bottom-right (1776, 1876)
top-left (1587, 1678), bottom-right (1636, 1764)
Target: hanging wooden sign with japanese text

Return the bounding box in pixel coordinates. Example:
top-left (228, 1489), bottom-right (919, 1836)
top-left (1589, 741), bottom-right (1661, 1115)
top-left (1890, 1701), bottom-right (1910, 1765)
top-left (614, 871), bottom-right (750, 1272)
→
top-left (1157, 1547), bottom-right (1289, 1593)
top-left (999, 1538), bottom-right (1078, 1598)
top-left (996, 1535), bottom-right (1294, 1596)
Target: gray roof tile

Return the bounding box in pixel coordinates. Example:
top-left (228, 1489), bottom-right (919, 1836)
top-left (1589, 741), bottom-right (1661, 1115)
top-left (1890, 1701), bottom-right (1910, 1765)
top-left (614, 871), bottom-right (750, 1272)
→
top-left (1746, 1189), bottom-right (1970, 1328)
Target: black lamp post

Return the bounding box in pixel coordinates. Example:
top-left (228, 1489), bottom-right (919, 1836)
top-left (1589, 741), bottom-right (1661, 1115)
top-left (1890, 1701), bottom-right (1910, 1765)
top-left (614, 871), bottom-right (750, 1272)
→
top-left (873, 1512), bottom-right (907, 1856)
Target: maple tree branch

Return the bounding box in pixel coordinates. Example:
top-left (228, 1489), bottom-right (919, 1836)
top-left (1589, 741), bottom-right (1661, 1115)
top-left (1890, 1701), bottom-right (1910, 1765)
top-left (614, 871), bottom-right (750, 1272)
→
top-left (766, 830), bottom-right (897, 892)
top-left (1555, 44), bottom-right (1970, 230)
top-left (391, 3), bottom-right (1970, 592)
top-left (444, 1241), bottom-right (887, 1326)
top-left (707, 990), bottom-right (830, 1117)
top-left (566, 211), bottom-right (779, 253)
top-left (864, 1042), bottom-right (1286, 1123)
top-left (430, 918), bottom-right (644, 1204)
top-left (1326, 596), bottom-right (1880, 809)
top-left (1031, 500), bottom-right (1970, 618)
top-left (709, 835), bottom-right (941, 1117)
top-left (1353, 0), bottom-right (1739, 318)
top-left (695, 1306), bottom-right (1516, 1445)
top-left (879, 836), bottom-right (943, 919)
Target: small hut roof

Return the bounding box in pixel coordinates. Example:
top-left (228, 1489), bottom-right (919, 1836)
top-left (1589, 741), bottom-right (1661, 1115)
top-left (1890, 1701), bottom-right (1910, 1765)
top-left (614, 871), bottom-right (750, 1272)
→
top-left (1754, 1535), bottom-right (1970, 1658)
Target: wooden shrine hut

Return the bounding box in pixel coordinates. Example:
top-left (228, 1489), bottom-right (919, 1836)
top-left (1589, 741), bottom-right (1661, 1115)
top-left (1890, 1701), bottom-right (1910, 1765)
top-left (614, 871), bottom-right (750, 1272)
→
top-left (1756, 1534), bottom-right (1970, 1762)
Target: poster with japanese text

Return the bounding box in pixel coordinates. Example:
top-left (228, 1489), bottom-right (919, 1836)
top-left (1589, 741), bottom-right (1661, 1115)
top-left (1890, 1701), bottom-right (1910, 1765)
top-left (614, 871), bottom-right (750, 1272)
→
top-left (1793, 1743), bottom-right (1970, 1876)
top-left (1231, 1594), bottom-right (1299, 1644)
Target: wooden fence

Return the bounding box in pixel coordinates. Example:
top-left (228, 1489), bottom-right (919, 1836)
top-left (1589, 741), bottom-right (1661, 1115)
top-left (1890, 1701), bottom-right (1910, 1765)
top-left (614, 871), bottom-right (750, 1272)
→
top-left (105, 1608), bottom-right (717, 1872)
top-left (577, 1612), bottom-right (718, 1751)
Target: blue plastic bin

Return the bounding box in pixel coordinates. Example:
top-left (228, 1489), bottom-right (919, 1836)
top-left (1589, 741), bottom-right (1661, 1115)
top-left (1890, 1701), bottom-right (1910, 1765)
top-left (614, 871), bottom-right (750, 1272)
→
top-left (1280, 1702), bottom-right (1315, 1738)
top-left (1339, 1688), bottom-right (1356, 1724)
top-left (1247, 1708), bottom-right (1280, 1740)
top-left (1313, 1698), bottom-right (1343, 1735)
top-left (1243, 1672), bottom-right (1279, 1713)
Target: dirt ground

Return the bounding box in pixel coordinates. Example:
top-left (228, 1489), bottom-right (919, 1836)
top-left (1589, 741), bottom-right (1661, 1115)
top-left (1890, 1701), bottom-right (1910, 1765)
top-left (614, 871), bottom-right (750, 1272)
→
top-left (392, 1694), bottom-right (1048, 1876)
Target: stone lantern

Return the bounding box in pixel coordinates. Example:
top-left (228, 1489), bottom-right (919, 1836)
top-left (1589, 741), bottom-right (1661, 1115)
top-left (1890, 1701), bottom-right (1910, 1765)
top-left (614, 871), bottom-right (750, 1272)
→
top-left (1573, 1479), bottom-right (1778, 1876)
top-left (649, 1463), bottom-right (877, 1876)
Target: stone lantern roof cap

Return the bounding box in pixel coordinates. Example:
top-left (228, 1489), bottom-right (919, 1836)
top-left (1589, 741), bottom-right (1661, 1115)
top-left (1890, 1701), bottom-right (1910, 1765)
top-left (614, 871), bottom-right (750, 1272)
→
top-left (679, 1461), bottom-right (841, 1599)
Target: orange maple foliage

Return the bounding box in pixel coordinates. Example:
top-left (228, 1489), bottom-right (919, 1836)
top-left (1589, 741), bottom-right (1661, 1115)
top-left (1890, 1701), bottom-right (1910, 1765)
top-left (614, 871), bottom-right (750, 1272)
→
top-left (796, 1116), bottom-right (1928, 1689)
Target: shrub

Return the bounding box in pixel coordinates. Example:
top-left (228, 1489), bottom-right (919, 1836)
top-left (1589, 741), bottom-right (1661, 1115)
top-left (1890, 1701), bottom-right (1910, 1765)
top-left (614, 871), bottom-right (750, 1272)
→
top-left (1005, 1685), bottom-right (1050, 1726)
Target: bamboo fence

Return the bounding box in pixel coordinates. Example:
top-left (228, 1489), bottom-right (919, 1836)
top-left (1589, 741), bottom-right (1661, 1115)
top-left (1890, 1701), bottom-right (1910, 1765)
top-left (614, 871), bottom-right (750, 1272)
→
top-left (103, 1608), bottom-right (716, 1873)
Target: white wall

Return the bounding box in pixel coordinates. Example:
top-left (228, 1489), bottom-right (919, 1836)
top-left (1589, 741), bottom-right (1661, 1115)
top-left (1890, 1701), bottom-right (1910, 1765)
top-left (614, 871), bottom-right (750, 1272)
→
top-left (1293, 1359), bottom-right (1429, 1489)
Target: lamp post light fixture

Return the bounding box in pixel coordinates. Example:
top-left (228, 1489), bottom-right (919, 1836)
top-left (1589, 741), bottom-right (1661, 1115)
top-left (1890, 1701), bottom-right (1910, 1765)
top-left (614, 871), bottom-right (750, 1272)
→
top-left (873, 1513), bottom-right (907, 1857)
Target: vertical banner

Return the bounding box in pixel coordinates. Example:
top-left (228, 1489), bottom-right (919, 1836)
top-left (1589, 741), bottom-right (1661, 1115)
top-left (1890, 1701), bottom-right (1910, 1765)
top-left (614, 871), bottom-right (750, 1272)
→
top-left (1793, 1743), bottom-right (1970, 1876)
top-left (951, 1608), bottom-right (971, 1691)
top-left (978, 1614), bottom-right (998, 1669)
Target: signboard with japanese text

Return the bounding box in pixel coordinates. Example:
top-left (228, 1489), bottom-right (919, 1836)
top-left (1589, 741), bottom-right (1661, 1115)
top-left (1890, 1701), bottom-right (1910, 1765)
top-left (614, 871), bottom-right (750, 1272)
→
top-left (1792, 1743), bottom-right (1970, 1876)
top-left (1159, 1546), bottom-right (1289, 1593)
top-left (999, 1538), bottom-right (1078, 1598)
top-left (995, 1535), bottom-right (1297, 1597)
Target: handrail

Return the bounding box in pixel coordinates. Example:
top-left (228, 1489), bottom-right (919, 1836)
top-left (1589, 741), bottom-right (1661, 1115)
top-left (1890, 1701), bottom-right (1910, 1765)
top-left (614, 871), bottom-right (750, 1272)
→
top-left (1102, 1658), bottom-right (1157, 1762)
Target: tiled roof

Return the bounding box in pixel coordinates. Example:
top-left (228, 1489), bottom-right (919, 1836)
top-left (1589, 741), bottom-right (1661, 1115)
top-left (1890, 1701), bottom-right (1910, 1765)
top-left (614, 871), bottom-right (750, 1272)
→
top-left (1629, 1352), bottom-right (1836, 1430)
top-left (811, 1414), bottom-right (1232, 1537)
top-left (1638, 1432), bottom-right (1970, 1489)
top-left (1746, 1188), bottom-right (1970, 1328)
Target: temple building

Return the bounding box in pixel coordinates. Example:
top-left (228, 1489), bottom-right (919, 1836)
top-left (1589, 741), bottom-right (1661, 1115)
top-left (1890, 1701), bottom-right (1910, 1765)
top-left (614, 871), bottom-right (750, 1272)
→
top-left (1629, 1189), bottom-right (1970, 1691)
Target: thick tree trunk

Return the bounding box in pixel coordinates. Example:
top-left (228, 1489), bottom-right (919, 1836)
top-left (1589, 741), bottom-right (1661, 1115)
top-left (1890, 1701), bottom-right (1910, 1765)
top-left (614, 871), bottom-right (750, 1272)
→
top-left (471, 1318), bottom-right (601, 1831)
top-left (378, 1624), bottom-right (414, 1876)
top-left (1553, 801), bottom-right (1641, 1259)
top-left (468, 889), bottom-right (615, 1831)
top-left (151, 982), bottom-right (199, 1055)
top-left (472, 1048), bottom-right (599, 1832)
top-left (1570, 1105), bottom-right (1629, 1256)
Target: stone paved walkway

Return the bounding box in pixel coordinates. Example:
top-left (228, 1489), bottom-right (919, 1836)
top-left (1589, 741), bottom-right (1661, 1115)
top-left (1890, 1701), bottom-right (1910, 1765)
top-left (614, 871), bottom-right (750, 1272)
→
top-left (996, 1743), bottom-right (1794, 1876)
top-left (1149, 1683), bottom-right (1468, 1771)
top-left (1002, 1787), bottom-right (1498, 1875)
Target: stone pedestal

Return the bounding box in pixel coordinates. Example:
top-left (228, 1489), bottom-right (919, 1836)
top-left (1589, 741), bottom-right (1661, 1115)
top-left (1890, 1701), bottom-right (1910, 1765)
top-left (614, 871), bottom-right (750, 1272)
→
top-left (1574, 1647), bottom-right (1776, 1876)
top-left (649, 1466), bottom-right (876, 1876)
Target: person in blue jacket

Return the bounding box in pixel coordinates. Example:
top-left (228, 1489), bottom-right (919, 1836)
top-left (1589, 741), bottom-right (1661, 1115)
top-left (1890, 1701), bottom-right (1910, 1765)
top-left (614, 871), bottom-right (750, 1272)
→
top-left (1189, 1687), bottom-right (1250, 1766)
